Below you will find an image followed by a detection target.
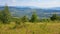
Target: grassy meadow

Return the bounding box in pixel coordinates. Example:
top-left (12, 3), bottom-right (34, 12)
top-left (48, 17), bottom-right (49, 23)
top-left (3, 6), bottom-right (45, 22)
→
top-left (0, 21), bottom-right (60, 34)
top-left (0, 5), bottom-right (60, 34)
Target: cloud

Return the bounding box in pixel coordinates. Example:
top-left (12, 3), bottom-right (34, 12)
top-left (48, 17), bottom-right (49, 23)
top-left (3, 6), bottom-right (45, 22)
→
top-left (11, 0), bottom-right (16, 3)
top-left (15, 0), bottom-right (60, 8)
top-left (0, 0), bottom-right (60, 8)
top-left (37, 1), bottom-right (60, 8)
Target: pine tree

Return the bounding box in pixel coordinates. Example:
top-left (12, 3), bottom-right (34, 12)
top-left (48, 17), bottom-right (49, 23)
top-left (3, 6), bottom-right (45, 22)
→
top-left (30, 12), bottom-right (38, 22)
top-left (1, 5), bottom-right (11, 23)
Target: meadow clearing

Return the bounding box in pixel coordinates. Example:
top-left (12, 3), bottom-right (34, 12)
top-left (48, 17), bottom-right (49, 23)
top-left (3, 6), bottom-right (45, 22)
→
top-left (0, 21), bottom-right (60, 34)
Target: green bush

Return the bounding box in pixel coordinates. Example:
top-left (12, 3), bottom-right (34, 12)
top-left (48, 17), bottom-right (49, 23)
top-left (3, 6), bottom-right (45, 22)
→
top-left (30, 12), bottom-right (38, 23)
top-left (50, 14), bottom-right (60, 21)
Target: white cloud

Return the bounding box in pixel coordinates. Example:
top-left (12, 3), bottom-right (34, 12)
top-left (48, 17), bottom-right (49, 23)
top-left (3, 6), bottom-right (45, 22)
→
top-left (37, 1), bottom-right (60, 8)
top-left (0, 0), bottom-right (60, 8)
top-left (15, 1), bottom-right (60, 8)
top-left (11, 0), bottom-right (16, 3)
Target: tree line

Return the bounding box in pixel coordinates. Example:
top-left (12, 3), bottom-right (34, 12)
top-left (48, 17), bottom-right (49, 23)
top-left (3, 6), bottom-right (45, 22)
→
top-left (0, 6), bottom-right (60, 24)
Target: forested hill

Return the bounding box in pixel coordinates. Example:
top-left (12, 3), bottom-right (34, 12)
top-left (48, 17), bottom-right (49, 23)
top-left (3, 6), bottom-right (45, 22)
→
top-left (0, 6), bottom-right (60, 18)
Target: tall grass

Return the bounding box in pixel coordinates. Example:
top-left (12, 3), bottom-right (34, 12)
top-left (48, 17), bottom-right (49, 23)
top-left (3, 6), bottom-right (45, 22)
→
top-left (0, 22), bottom-right (60, 34)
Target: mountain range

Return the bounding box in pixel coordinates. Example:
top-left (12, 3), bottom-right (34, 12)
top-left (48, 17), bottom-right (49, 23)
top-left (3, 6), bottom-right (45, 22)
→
top-left (0, 6), bottom-right (60, 18)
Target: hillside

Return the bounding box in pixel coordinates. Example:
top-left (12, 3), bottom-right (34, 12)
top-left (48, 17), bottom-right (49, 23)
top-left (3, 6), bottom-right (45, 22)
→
top-left (0, 6), bottom-right (60, 18)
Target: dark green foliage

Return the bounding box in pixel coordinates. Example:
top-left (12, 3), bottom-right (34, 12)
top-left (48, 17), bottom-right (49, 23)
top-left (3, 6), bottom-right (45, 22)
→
top-left (30, 12), bottom-right (38, 22)
top-left (58, 16), bottom-right (60, 20)
top-left (15, 20), bottom-right (20, 25)
top-left (32, 31), bottom-right (35, 34)
top-left (0, 11), bottom-right (3, 23)
top-left (0, 5), bottom-right (11, 24)
top-left (21, 15), bottom-right (28, 23)
top-left (50, 14), bottom-right (60, 21)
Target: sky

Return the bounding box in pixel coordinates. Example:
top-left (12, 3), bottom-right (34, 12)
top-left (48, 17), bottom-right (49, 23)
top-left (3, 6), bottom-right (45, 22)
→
top-left (0, 0), bottom-right (60, 8)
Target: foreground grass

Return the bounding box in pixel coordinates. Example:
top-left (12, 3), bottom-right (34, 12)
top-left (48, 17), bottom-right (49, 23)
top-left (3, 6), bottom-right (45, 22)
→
top-left (0, 22), bottom-right (60, 34)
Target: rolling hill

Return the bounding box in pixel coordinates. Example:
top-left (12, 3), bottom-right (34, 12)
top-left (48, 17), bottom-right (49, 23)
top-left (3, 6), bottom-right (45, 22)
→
top-left (0, 6), bottom-right (60, 18)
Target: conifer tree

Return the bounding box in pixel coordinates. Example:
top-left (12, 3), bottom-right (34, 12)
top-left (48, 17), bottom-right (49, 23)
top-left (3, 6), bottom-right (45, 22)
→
top-left (1, 5), bottom-right (11, 23)
top-left (30, 12), bottom-right (38, 22)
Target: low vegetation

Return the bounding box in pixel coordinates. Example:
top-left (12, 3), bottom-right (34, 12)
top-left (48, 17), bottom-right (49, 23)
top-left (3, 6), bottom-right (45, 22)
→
top-left (0, 22), bottom-right (60, 34)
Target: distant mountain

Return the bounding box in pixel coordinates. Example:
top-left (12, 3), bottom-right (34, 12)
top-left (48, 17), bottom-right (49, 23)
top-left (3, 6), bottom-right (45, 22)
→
top-left (49, 7), bottom-right (60, 10)
top-left (0, 6), bottom-right (60, 18)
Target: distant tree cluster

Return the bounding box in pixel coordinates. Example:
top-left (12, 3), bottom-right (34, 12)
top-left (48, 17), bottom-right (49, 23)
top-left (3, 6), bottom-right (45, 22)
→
top-left (50, 14), bottom-right (60, 21)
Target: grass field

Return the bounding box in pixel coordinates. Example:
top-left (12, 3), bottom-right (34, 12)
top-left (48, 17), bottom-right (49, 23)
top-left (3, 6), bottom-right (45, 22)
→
top-left (0, 22), bottom-right (60, 34)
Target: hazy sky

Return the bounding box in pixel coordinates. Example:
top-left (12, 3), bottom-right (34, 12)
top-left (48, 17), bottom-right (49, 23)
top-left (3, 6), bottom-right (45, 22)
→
top-left (0, 0), bottom-right (60, 8)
